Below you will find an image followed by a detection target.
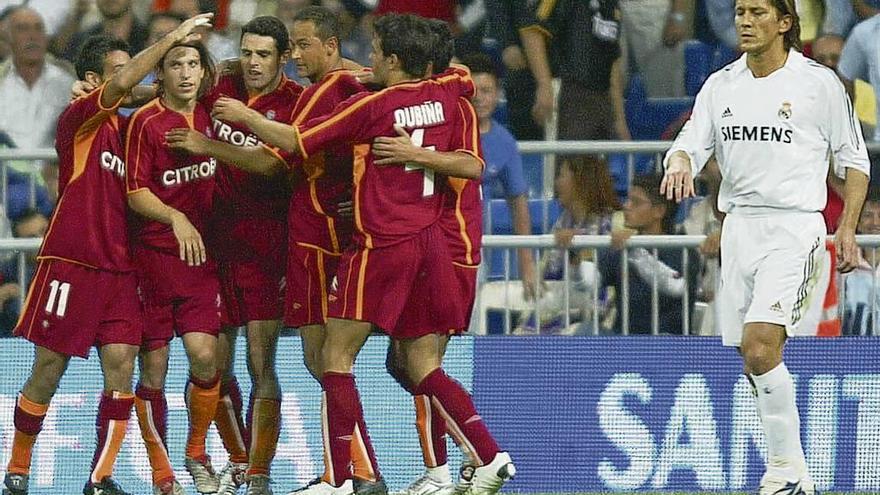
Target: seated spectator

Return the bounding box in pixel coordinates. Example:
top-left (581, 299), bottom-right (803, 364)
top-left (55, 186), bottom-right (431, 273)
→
top-left (58, 0), bottom-right (147, 63)
top-left (852, 0), bottom-right (880, 19)
top-left (841, 184), bottom-right (880, 335)
top-left (0, 6), bottom-right (75, 152)
top-left (462, 52), bottom-right (538, 297)
top-left (839, 13), bottom-right (880, 146)
top-left (599, 174), bottom-right (699, 335)
top-left (160, 0), bottom-right (238, 60)
top-left (0, 208), bottom-right (48, 335)
top-left (519, 155), bottom-right (620, 334)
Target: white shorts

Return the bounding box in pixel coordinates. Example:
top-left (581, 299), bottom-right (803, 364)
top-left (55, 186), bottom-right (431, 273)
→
top-left (718, 210), bottom-right (826, 347)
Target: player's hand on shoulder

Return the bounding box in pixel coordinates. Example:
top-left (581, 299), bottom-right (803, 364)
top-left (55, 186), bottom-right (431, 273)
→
top-left (661, 151), bottom-right (695, 203)
top-left (71, 80), bottom-right (97, 100)
top-left (172, 13), bottom-right (214, 44)
top-left (170, 212), bottom-right (207, 267)
top-left (373, 125), bottom-right (420, 165)
top-left (165, 128), bottom-right (209, 155)
top-left (834, 226), bottom-right (860, 273)
top-left (212, 97), bottom-right (253, 125)
top-left (352, 68), bottom-right (374, 85)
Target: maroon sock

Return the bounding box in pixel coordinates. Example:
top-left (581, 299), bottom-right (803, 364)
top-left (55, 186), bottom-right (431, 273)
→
top-left (322, 372), bottom-right (381, 485)
top-left (414, 369), bottom-right (499, 465)
top-left (13, 402), bottom-right (44, 436)
top-left (430, 398), bottom-right (448, 467)
top-left (91, 392), bottom-right (134, 473)
top-left (221, 377), bottom-right (250, 450)
top-left (136, 384), bottom-right (168, 444)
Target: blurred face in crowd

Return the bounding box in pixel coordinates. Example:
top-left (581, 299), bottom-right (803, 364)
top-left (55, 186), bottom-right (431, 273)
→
top-left (148, 15), bottom-right (183, 46)
top-left (278, 0), bottom-right (312, 27)
top-left (624, 186), bottom-right (665, 232)
top-left (734, 0), bottom-right (791, 55)
top-left (858, 201), bottom-right (880, 235)
top-left (812, 35), bottom-right (843, 70)
top-left (471, 72), bottom-right (499, 123)
top-left (97, 0), bottom-right (131, 20)
top-left (15, 214), bottom-right (48, 239)
top-left (159, 46), bottom-right (205, 104)
top-left (9, 8), bottom-right (47, 66)
top-left (555, 161), bottom-right (577, 211)
top-left (170, 0), bottom-right (200, 17)
top-left (291, 20), bottom-right (335, 82)
top-left (241, 33), bottom-right (287, 92)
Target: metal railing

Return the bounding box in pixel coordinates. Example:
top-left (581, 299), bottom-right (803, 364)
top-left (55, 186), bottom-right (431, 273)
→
top-left (480, 234), bottom-right (880, 336)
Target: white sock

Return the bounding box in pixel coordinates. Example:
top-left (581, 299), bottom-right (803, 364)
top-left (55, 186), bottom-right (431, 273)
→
top-left (751, 362), bottom-right (809, 481)
top-left (427, 464), bottom-right (452, 484)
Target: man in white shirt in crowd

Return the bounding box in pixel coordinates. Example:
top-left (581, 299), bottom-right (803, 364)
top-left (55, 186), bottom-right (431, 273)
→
top-left (0, 6), bottom-right (74, 151)
top-left (662, 0), bottom-right (870, 493)
top-left (841, 184), bottom-right (880, 336)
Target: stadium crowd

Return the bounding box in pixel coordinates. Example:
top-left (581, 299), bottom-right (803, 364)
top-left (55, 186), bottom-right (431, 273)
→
top-left (0, 0), bottom-right (878, 338)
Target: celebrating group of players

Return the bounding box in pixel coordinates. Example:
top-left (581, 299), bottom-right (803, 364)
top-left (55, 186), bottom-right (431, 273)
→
top-left (3, 7), bottom-right (513, 495)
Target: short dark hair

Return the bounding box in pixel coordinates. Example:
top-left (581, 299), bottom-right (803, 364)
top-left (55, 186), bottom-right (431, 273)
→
top-left (75, 35), bottom-right (130, 80)
top-left (630, 173), bottom-right (679, 234)
top-left (292, 6), bottom-right (341, 42)
top-left (241, 15), bottom-right (290, 54)
top-left (373, 14), bottom-right (434, 78)
top-left (427, 19), bottom-right (453, 74)
top-left (157, 41), bottom-right (216, 98)
top-left (459, 52), bottom-right (497, 79)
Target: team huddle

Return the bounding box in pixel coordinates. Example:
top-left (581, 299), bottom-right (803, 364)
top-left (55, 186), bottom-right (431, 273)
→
top-left (3, 8), bottom-right (512, 495)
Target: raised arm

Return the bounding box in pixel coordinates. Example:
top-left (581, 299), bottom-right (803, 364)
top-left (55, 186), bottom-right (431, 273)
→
top-left (101, 13), bottom-right (213, 108)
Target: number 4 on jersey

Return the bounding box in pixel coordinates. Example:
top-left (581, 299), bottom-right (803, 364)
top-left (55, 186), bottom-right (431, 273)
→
top-left (404, 128), bottom-right (435, 196)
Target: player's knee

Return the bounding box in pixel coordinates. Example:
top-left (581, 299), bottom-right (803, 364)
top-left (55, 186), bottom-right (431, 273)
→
top-left (100, 346), bottom-right (137, 392)
top-left (303, 351), bottom-right (322, 381)
top-left (740, 341), bottom-right (780, 375)
top-left (385, 348), bottom-right (408, 388)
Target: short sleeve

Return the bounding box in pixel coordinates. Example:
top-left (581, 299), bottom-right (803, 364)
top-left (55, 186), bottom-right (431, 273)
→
top-left (453, 98), bottom-right (484, 168)
top-left (297, 92), bottom-right (374, 159)
top-left (663, 75), bottom-right (717, 175)
top-left (125, 112), bottom-right (157, 193)
top-left (838, 25), bottom-right (869, 83)
top-left (821, 73), bottom-right (871, 179)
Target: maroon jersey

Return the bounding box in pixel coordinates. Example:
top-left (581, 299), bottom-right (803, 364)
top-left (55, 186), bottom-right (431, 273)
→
top-left (41, 83), bottom-right (132, 272)
top-left (125, 99), bottom-right (216, 254)
top-left (440, 98), bottom-right (483, 266)
top-left (286, 70), bottom-right (365, 253)
top-left (296, 72), bottom-right (475, 248)
top-left (201, 74), bottom-right (302, 259)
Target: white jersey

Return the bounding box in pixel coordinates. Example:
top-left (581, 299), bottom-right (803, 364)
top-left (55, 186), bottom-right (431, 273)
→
top-left (664, 50), bottom-right (870, 214)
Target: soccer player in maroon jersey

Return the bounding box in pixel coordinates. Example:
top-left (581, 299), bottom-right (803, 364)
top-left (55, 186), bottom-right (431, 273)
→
top-left (196, 16), bottom-right (303, 495)
top-left (2, 15), bottom-right (211, 495)
top-left (125, 41), bottom-right (223, 495)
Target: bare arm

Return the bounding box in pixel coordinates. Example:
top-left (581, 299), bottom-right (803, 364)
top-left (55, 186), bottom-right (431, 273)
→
top-left (127, 189), bottom-right (206, 266)
top-left (510, 194), bottom-right (538, 298)
top-left (835, 168), bottom-right (870, 273)
top-left (164, 128), bottom-right (285, 176)
top-left (609, 58), bottom-right (631, 140)
top-left (102, 14), bottom-right (213, 108)
top-left (212, 97), bottom-right (301, 153)
top-left (519, 27), bottom-right (555, 125)
top-left (372, 126), bottom-right (483, 179)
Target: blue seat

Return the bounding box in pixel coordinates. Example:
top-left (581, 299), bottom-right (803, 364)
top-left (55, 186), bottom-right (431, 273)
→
top-left (684, 40), bottom-right (713, 97)
top-left (625, 74), bottom-right (694, 140)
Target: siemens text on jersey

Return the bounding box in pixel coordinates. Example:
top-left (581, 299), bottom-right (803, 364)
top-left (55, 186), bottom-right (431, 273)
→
top-left (393, 101), bottom-right (446, 128)
top-left (720, 125), bottom-right (793, 143)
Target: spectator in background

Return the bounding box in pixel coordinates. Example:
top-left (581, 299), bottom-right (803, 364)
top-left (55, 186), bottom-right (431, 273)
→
top-left (520, 0), bottom-right (631, 140)
top-left (59, 0), bottom-right (148, 62)
top-left (0, 6), bottom-right (12, 62)
top-left (0, 208), bottom-right (47, 335)
top-left (599, 174), bottom-right (699, 334)
top-left (463, 52), bottom-right (538, 299)
top-left (852, 0), bottom-right (880, 18)
top-left (839, 13), bottom-right (880, 144)
top-left (159, 0), bottom-right (238, 60)
top-left (147, 10), bottom-right (186, 46)
top-left (0, 7), bottom-right (75, 151)
top-left (841, 184), bottom-right (880, 335)
top-left (483, 0), bottom-right (544, 140)
top-left (619, 0), bottom-right (690, 98)
top-left (373, 0), bottom-right (457, 24)
top-left (519, 156), bottom-right (619, 334)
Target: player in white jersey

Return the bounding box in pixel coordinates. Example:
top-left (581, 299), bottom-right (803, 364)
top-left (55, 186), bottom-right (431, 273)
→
top-left (662, 0), bottom-right (870, 493)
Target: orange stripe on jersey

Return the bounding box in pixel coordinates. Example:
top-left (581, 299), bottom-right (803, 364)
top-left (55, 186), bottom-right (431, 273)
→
top-left (125, 100), bottom-right (164, 191)
top-left (355, 248), bottom-right (369, 320)
top-left (293, 73), bottom-right (342, 126)
top-left (449, 178), bottom-right (474, 265)
top-left (352, 145), bottom-right (372, 249)
top-left (183, 112), bottom-right (195, 129)
top-left (35, 255), bottom-right (99, 270)
top-left (309, 181), bottom-right (340, 253)
top-left (14, 262), bottom-right (48, 336)
top-left (295, 242), bottom-right (343, 256)
top-left (316, 249), bottom-right (328, 321)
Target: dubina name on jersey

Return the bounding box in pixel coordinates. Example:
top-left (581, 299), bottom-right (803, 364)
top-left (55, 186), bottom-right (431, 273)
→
top-left (393, 101), bottom-right (446, 128)
top-left (721, 125), bottom-right (793, 144)
top-left (162, 157), bottom-right (217, 186)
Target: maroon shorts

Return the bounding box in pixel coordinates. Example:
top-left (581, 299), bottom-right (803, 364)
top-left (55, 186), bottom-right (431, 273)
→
top-left (330, 224), bottom-right (462, 337)
top-left (133, 246), bottom-right (222, 350)
top-left (15, 259), bottom-right (143, 358)
top-left (218, 259), bottom-right (284, 328)
top-left (284, 242), bottom-right (341, 328)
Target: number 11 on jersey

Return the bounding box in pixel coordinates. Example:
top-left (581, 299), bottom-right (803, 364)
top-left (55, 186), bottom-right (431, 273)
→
top-left (404, 128), bottom-right (435, 196)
